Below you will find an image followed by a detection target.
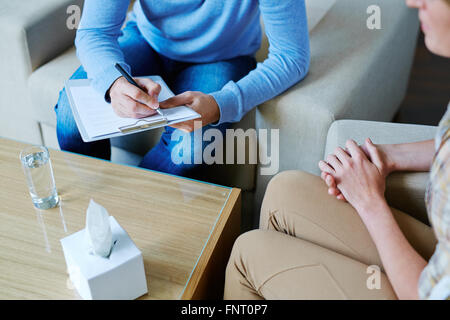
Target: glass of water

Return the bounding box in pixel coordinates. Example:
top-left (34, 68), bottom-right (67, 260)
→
top-left (20, 145), bottom-right (59, 210)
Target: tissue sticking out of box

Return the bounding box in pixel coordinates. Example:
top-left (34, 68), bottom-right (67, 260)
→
top-left (85, 199), bottom-right (113, 258)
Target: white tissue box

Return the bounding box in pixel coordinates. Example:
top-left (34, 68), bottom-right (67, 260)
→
top-left (60, 216), bottom-right (148, 300)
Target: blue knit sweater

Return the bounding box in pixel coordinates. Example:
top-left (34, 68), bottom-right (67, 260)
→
top-left (76, 0), bottom-right (310, 124)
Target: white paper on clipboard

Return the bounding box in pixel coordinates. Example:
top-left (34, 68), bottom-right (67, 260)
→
top-left (65, 76), bottom-right (200, 142)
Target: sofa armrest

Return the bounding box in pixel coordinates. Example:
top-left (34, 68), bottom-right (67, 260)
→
top-left (0, 0), bottom-right (83, 73)
top-left (325, 119), bottom-right (437, 224)
top-left (324, 120), bottom-right (437, 156)
top-left (0, 0), bottom-right (83, 135)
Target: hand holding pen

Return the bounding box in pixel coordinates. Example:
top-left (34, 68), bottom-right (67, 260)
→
top-left (107, 63), bottom-right (162, 119)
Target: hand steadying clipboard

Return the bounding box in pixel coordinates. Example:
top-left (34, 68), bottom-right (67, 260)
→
top-left (64, 75), bottom-right (200, 143)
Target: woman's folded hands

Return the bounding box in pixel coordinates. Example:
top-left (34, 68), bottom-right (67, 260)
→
top-left (318, 138), bottom-right (393, 216)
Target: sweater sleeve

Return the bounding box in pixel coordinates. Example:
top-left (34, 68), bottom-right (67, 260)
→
top-left (75, 0), bottom-right (131, 100)
top-left (210, 0), bottom-right (310, 125)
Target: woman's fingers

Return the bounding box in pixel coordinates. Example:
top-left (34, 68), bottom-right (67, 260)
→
top-left (334, 147), bottom-right (351, 165)
top-left (365, 138), bottom-right (384, 172)
top-left (321, 163), bottom-right (347, 200)
top-left (345, 139), bottom-right (365, 160)
top-left (326, 154), bottom-right (342, 171)
top-left (325, 174), bottom-right (337, 188)
top-left (321, 171), bottom-right (331, 184)
top-left (328, 187), bottom-right (340, 196)
top-left (321, 172), bottom-right (344, 198)
top-left (318, 160), bottom-right (335, 174)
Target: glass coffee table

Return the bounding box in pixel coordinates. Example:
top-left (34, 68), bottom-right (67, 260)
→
top-left (0, 138), bottom-right (241, 299)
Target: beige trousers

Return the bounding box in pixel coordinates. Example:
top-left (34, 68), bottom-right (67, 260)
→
top-left (224, 171), bottom-right (437, 300)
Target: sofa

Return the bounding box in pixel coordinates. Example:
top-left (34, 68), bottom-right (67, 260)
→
top-left (0, 0), bottom-right (420, 230)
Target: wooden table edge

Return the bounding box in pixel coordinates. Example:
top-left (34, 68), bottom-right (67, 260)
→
top-left (181, 188), bottom-right (242, 300)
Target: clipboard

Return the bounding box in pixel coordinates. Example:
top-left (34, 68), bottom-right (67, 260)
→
top-left (65, 76), bottom-right (200, 142)
top-left (117, 118), bottom-right (168, 134)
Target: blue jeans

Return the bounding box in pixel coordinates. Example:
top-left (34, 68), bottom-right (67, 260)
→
top-left (56, 21), bottom-right (256, 179)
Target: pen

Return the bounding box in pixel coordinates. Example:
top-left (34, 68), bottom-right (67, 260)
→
top-left (114, 63), bottom-right (164, 117)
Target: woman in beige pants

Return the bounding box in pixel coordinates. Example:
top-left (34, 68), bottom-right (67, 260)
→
top-left (224, 0), bottom-right (450, 300)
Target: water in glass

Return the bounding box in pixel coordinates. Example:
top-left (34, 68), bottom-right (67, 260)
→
top-left (21, 146), bottom-right (59, 209)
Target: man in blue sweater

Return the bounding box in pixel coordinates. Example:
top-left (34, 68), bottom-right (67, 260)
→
top-left (56, 0), bottom-right (310, 178)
